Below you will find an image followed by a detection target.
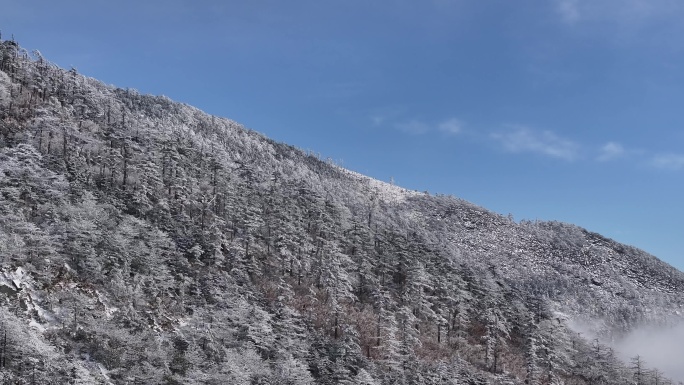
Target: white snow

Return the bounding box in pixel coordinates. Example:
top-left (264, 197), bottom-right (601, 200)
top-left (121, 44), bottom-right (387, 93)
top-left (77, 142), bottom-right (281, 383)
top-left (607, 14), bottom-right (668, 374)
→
top-left (334, 165), bottom-right (423, 204)
top-left (95, 290), bottom-right (119, 318)
top-left (29, 319), bottom-right (46, 332)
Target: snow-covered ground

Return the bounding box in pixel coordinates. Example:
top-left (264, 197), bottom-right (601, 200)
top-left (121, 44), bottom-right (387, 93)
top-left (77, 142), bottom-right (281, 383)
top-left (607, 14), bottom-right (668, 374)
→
top-left (334, 165), bottom-right (423, 204)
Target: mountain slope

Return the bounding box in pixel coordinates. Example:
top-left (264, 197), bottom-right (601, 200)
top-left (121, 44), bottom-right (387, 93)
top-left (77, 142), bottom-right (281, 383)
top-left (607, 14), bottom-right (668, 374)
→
top-left (0, 38), bottom-right (682, 384)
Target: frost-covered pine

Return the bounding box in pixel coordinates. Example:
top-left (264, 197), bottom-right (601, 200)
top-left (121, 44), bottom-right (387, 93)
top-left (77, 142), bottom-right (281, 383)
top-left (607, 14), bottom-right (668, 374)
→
top-left (0, 37), bottom-right (682, 385)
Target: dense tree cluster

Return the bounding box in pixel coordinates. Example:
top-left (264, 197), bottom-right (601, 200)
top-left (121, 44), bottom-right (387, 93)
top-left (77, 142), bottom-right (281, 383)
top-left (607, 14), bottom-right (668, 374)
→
top-left (1, 37), bottom-right (683, 384)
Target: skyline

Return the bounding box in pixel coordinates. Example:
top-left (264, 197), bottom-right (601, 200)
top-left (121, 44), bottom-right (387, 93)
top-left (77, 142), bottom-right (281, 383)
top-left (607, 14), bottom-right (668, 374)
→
top-left (2, 0), bottom-right (684, 270)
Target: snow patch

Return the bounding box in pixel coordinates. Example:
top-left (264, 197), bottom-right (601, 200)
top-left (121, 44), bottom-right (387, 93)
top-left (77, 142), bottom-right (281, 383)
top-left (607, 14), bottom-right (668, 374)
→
top-left (95, 290), bottom-right (119, 319)
top-left (29, 319), bottom-right (46, 332)
top-left (334, 165), bottom-right (423, 204)
top-left (0, 267), bottom-right (28, 293)
top-left (98, 363), bottom-right (113, 382)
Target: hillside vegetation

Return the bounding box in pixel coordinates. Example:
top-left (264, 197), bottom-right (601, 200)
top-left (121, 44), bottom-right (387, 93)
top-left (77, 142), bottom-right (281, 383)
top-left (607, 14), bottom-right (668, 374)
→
top-left (1, 38), bottom-right (683, 384)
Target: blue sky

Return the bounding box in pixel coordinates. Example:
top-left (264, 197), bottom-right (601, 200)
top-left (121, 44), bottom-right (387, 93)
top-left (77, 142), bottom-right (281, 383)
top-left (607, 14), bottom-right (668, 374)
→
top-left (3, 0), bottom-right (684, 270)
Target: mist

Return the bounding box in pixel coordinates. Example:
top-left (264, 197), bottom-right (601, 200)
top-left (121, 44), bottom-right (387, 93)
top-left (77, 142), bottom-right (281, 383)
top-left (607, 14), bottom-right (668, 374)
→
top-left (613, 323), bottom-right (684, 383)
top-left (568, 317), bottom-right (684, 382)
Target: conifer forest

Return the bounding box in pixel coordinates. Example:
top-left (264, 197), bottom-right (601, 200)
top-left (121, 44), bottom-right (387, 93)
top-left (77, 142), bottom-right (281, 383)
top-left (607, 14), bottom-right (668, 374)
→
top-left (1, 38), bottom-right (683, 384)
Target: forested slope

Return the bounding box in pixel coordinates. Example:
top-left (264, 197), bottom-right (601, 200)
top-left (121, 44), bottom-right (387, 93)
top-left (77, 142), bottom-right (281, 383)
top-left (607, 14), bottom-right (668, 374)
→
top-left (1, 38), bottom-right (682, 384)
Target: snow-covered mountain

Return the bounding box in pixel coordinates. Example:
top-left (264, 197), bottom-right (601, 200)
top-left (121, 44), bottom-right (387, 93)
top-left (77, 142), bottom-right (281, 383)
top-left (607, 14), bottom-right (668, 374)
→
top-left (1, 38), bottom-right (682, 384)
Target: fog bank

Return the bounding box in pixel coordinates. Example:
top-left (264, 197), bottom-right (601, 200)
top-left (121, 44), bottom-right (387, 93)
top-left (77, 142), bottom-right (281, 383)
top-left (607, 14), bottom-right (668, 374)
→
top-left (614, 323), bottom-right (684, 382)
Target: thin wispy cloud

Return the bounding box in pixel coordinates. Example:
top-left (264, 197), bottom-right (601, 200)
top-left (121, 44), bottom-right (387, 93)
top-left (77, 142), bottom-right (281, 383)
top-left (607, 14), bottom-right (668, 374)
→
top-left (370, 108), bottom-right (403, 127)
top-left (383, 116), bottom-right (465, 136)
top-left (553, 0), bottom-right (684, 25)
top-left (556, 0), bottom-right (581, 23)
top-left (651, 153), bottom-right (684, 170)
top-left (395, 120), bottom-right (430, 135)
top-left (371, 115), bottom-right (386, 126)
top-left (380, 115), bottom-right (677, 173)
top-left (597, 141), bottom-right (626, 161)
top-left (491, 125), bottom-right (579, 161)
top-left (438, 118), bottom-right (463, 135)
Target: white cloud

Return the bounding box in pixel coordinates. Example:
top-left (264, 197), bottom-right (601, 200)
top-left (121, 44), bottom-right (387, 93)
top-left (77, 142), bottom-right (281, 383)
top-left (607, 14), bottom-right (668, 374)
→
top-left (597, 141), bottom-right (626, 161)
top-left (386, 117), bottom-right (465, 136)
top-left (370, 108), bottom-right (403, 127)
top-left (614, 323), bottom-right (684, 383)
top-left (491, 125), bottom-right (579, 161)
top-left (553, 0), bottom-right (684, 25)
top-left (556, 0), bottom-right (581, 23)
top-left (651, 153), bottom-right (684, 170)
top-left (371, 115), bottom-right (386, 126)
top-left (395, 120), bottom-right (430, 135)
top-left (438, 118), bottom-right (463, 135)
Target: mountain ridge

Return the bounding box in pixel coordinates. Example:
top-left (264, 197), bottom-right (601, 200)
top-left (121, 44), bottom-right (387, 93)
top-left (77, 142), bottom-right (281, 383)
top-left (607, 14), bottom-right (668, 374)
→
top-left (1, 37), bottom-right (683, 384)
